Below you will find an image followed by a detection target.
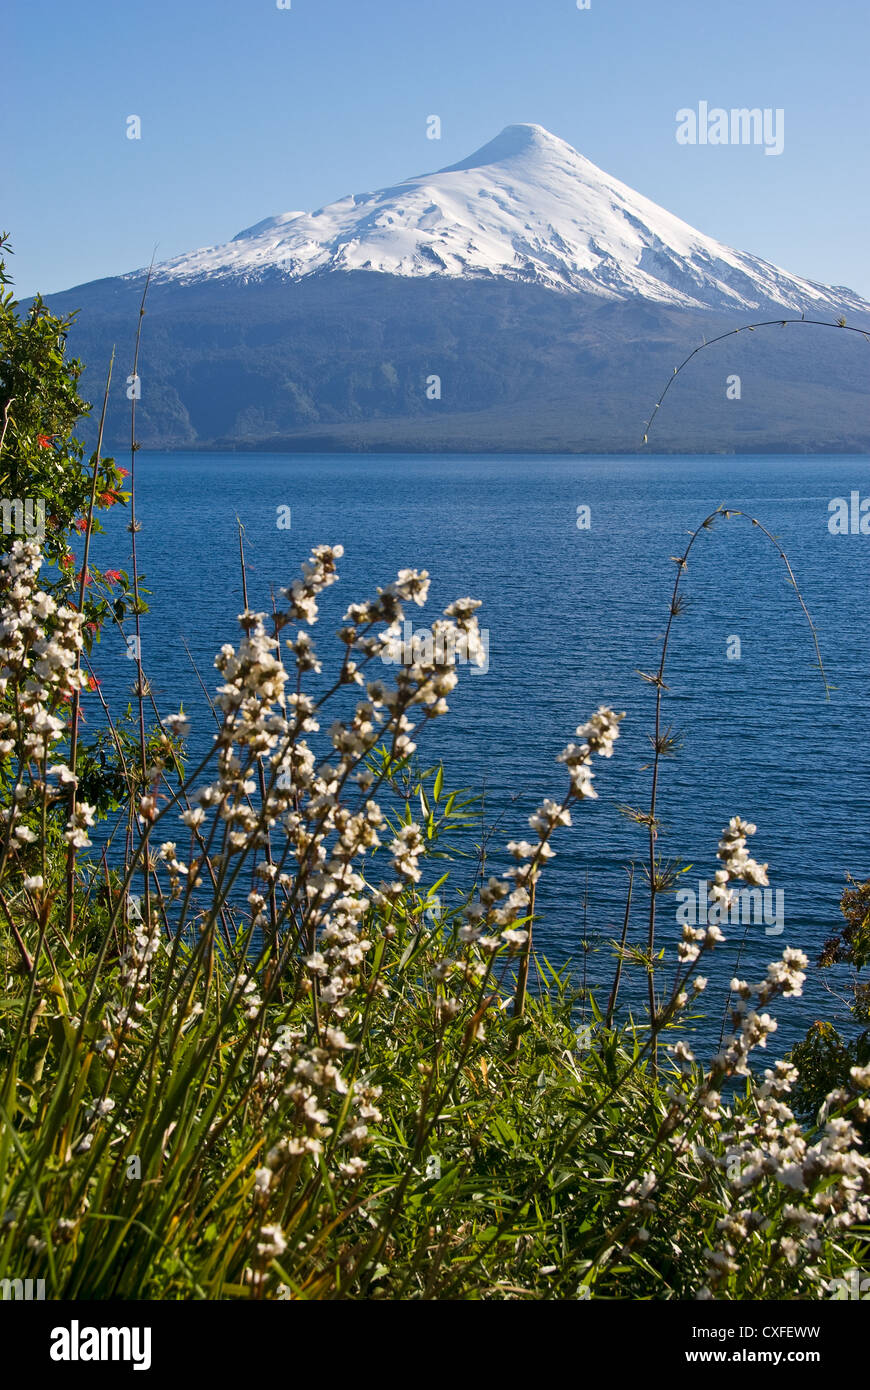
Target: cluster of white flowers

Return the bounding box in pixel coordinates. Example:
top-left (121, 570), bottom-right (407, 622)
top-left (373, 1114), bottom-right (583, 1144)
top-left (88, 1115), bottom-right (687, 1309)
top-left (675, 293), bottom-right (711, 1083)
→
top-left (81, 911), bottom-right (167, 1070)
top-left (390, 822), bottom-right (426, 883)
top-left (0, 541), bottom-right (94, 855)
top-left (716, 816), bottom-right (769, 888)
top-left (255, 1223), bottom-right (287, 1260)
top-left (683, 945), bottom-right (870, 1296)
top-left (281, 544), bottom-right (343, 626)
top-left (73, 1094), bottom-right (120, 1157)
top-left (618, 1172), bottom-right (657, 1212)
top-left (215, 612), bottom-right (287, 724)
top-left (0, 542), bottom-right (87, 705)
top-left (556, 706), bottom-right (624, 800)
top-left (678, 818), bottom-right (774, 967)
top-left (678, 921), bottom-right (726, 964)
top-left (250, 1012), bottom-right (379, 1192)
top-left (157, 840), bottom-right (189, 897)
top-left (711, 950), bottom-right (807, 1079)
top-left (608, 818), bottom-right (870, 1298)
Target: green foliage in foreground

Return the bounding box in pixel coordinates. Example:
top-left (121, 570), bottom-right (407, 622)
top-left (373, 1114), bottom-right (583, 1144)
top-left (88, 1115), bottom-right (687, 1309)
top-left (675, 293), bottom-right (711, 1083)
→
top-left (1, 814), bottom-right (868, 1302)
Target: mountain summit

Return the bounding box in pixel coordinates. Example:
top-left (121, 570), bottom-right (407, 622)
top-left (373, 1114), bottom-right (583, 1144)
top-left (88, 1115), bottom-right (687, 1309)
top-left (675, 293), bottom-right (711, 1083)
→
top-left (146, 123), bottom-right (864, 316)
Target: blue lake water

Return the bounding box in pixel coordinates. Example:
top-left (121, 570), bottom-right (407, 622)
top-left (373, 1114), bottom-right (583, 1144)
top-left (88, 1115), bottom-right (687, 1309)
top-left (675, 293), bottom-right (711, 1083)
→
top-left (86, 452), bottom-right (870, 1052)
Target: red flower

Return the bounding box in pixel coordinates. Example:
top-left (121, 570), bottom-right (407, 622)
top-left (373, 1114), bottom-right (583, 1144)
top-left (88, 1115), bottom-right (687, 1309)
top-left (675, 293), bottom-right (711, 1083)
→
top-left (37, 433), bottom-right (52, 448)
top-left (86, 622), bottom-right (98, 635)
top-left (87, 674), bottom-right (101, 692)
top-left (116, 468), bottom-right (129, 478)
top-left (98, 492), bottom-right (118, 507)
top-left (61, 552), bottom-right (74, 567)
top-left (74, 518), bottom-right (88, 533)
top-left (76, 569), bottom-right (92, 587)
top-left (102, 569), bottom-right (123, 587)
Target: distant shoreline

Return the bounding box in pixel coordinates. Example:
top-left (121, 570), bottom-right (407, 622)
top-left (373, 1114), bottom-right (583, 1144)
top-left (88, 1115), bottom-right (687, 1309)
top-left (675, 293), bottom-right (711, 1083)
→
top-left (100, 444), bottom-right (870, 458)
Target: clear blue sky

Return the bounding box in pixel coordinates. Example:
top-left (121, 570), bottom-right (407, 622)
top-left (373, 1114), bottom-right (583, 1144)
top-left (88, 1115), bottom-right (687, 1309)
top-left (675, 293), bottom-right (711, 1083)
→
top-left (6, 0), bottom-right (869, 299)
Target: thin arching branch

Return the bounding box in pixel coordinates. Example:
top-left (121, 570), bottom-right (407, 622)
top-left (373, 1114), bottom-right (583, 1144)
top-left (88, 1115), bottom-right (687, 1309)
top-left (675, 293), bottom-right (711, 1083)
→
top-left (641, 316), bottom-right (870, 446)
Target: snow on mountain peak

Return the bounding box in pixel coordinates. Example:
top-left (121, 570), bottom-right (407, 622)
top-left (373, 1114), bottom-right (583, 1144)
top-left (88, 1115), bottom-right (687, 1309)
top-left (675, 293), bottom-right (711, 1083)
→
top-left (436, 122), bottom-right (578, 171)
top-left (147, 125), bottom-right (865, 316)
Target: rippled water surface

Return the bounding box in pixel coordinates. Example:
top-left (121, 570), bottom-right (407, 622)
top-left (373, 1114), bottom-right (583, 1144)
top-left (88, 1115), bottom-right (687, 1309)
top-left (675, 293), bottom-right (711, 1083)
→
top-left (88, 453), bottom-right (870, 1048)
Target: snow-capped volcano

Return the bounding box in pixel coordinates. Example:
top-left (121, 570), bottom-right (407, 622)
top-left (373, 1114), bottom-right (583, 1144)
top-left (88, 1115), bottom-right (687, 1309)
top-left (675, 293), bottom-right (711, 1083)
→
top-left (45, 122), bottom-right (869, 453)
top-left (146, 124), bottom-right (865, 315)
